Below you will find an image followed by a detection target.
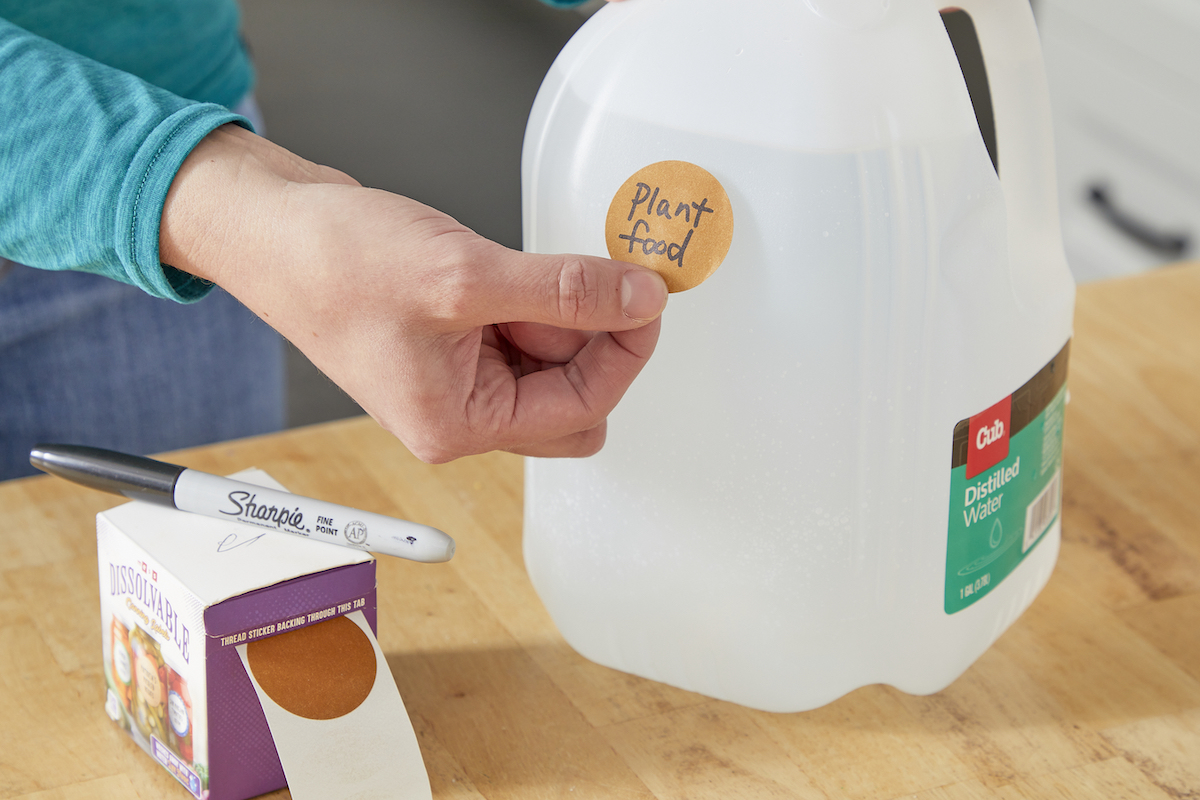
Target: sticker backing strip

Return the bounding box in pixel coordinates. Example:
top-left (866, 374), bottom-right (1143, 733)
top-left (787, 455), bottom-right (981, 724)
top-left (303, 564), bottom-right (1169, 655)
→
top-left (237, 611), bottom-right (431, 800)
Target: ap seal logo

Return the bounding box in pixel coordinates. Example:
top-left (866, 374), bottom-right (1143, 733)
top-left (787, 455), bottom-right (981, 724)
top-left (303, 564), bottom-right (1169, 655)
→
top-left (343, 521), bottom-right (368, 546)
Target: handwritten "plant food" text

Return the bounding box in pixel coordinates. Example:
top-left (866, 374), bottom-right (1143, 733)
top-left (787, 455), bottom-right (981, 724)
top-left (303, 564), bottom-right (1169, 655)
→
top-left (617, 182), bottom-right (716, 269)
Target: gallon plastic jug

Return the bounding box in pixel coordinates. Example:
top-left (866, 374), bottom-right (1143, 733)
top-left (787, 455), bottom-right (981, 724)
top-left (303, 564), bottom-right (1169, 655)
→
top-left (521, 0), bottom-right (1075, 712)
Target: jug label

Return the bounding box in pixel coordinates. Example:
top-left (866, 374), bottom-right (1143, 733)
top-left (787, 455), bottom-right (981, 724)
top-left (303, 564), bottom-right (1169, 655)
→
top-left (945, 342), bottom-right (1070, 614)
top-left (605, 160), bottom-right (734, 293)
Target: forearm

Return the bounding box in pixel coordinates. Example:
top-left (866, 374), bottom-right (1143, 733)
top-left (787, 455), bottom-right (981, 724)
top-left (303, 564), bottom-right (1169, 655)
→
top-left (159, 124), bottom-right (357, 292)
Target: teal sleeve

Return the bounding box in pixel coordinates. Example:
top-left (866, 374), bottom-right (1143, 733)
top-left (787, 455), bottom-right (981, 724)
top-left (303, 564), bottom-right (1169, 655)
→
top-left (0, 17), bottom-right (251, 302)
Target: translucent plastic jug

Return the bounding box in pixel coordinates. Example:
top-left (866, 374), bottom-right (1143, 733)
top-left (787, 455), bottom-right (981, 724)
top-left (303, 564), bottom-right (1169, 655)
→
top-left (521, 0), bottom-right (1075, 712)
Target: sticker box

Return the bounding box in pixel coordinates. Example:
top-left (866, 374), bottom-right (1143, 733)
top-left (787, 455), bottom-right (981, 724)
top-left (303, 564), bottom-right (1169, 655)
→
top-left (97, 470), bottom-right (376, 800)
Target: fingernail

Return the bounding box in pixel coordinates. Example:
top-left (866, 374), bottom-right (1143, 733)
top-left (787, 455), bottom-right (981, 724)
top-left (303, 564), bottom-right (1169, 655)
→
top-left (621, 270), bottom-right (668, 322)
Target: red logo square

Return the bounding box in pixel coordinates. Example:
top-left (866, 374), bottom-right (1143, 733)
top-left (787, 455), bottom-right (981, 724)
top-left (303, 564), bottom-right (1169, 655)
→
top-left (966, 395), bottom-right (1012, 479)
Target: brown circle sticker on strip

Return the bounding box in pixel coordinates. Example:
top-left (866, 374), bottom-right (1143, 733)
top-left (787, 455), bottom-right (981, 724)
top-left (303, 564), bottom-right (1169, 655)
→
top-left (605, 160), bottom-right (734, 293)
top-left (246, 615), bottom-right (376, 720)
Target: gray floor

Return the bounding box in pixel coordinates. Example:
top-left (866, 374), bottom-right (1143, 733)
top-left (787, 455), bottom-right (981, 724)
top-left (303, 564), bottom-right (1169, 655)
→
top-left (238, 0), bottom-right (597, 427)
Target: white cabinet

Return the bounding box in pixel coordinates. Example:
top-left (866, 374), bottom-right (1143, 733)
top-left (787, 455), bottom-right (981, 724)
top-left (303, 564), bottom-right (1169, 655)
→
top-left (1035, 0), bottom-right (1200, 282)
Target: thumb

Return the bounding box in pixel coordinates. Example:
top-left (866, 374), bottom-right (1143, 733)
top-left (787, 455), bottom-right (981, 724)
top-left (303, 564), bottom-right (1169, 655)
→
top-left (468, 247), bottom-right (668, 331)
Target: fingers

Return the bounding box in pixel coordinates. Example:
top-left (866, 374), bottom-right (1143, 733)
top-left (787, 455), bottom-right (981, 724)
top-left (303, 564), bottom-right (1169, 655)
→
top-left (505, 421), bottom-right (607, 459)
top-left (500, 322), bottom-right (592, 365)
top-left (449, 244), bottom-right (668, 333)
top-left (398, 317), bottom-right (660, 464)
top-left (499, 319), bottom-right (661, 453)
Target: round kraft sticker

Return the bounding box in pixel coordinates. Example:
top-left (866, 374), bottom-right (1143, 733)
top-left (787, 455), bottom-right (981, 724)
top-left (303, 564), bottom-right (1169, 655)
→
top-left (605, 160), bottom-right (734, 293)
top-left (246, 615), bottom-right (376, 720)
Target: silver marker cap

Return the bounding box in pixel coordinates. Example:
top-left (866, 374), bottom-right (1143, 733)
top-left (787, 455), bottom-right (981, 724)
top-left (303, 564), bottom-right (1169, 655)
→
top-left (30, 444), bottom-right (184, 506)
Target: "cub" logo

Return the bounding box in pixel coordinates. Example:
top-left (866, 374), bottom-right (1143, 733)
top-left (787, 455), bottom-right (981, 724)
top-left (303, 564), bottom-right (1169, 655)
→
top-left (966, 396), bottom-right (1012, 479)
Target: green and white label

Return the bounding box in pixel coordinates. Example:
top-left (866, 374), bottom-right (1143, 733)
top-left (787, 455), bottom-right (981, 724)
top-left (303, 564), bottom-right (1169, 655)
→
top-left (945, 343), bottom-right (1069, 614)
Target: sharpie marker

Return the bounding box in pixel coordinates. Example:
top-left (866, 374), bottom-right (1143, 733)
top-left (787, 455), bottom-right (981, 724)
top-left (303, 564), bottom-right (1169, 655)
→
top-left (29, 444), bottom-right (455, 564)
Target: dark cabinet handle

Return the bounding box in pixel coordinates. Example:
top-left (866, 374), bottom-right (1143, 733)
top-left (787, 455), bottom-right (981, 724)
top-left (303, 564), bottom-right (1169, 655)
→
top-left (1088, 184), bottom-right (1190, 259)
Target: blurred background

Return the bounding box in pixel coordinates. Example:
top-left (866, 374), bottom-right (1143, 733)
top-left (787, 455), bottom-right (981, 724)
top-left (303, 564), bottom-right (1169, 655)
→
top-left (240, 0), bottom-right (1199, 428)
top-left (1034, 0), bottom-right (1198, 283)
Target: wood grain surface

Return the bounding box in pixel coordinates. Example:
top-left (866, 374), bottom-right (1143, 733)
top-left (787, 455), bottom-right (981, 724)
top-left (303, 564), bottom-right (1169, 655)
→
top-left (2, 265), bottom-right (1199, 800)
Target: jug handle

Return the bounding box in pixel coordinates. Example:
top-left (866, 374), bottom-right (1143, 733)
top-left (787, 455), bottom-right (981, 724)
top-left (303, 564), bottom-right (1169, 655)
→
top-left (945, 0), bottom-right (1062, 249)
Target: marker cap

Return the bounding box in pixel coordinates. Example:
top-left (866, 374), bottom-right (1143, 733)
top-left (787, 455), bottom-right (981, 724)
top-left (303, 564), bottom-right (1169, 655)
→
top-left (30, 444), bottom-right (183, 505)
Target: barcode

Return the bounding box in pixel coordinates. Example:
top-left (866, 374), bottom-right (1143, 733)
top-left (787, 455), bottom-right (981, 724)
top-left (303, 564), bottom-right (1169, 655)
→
top-left (1023, 468), bottom-right (1062, 552)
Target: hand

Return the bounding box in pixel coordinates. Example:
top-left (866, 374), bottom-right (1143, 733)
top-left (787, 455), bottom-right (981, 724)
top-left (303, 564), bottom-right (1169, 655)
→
top-left (160, 125), bottom-right (667, 462)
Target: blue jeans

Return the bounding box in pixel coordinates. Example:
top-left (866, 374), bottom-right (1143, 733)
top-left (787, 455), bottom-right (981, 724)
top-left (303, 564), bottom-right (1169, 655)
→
top-left (0, 261), bottom-right (284, 481)
top-left (0, 94), bottom-right (283, 482)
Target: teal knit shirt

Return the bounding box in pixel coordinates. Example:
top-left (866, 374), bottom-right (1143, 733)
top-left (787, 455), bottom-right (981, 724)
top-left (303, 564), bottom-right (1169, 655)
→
top-left (0, 0), bottom-right (586, 302)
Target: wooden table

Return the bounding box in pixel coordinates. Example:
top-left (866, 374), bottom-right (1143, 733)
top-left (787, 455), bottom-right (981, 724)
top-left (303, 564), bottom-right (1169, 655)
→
top-left (3, 265), bottom-right (1200, 800)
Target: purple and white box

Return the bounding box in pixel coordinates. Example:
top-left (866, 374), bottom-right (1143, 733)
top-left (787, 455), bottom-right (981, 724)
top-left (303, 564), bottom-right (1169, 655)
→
top-left (97, 469), bottom-right (376, 800)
